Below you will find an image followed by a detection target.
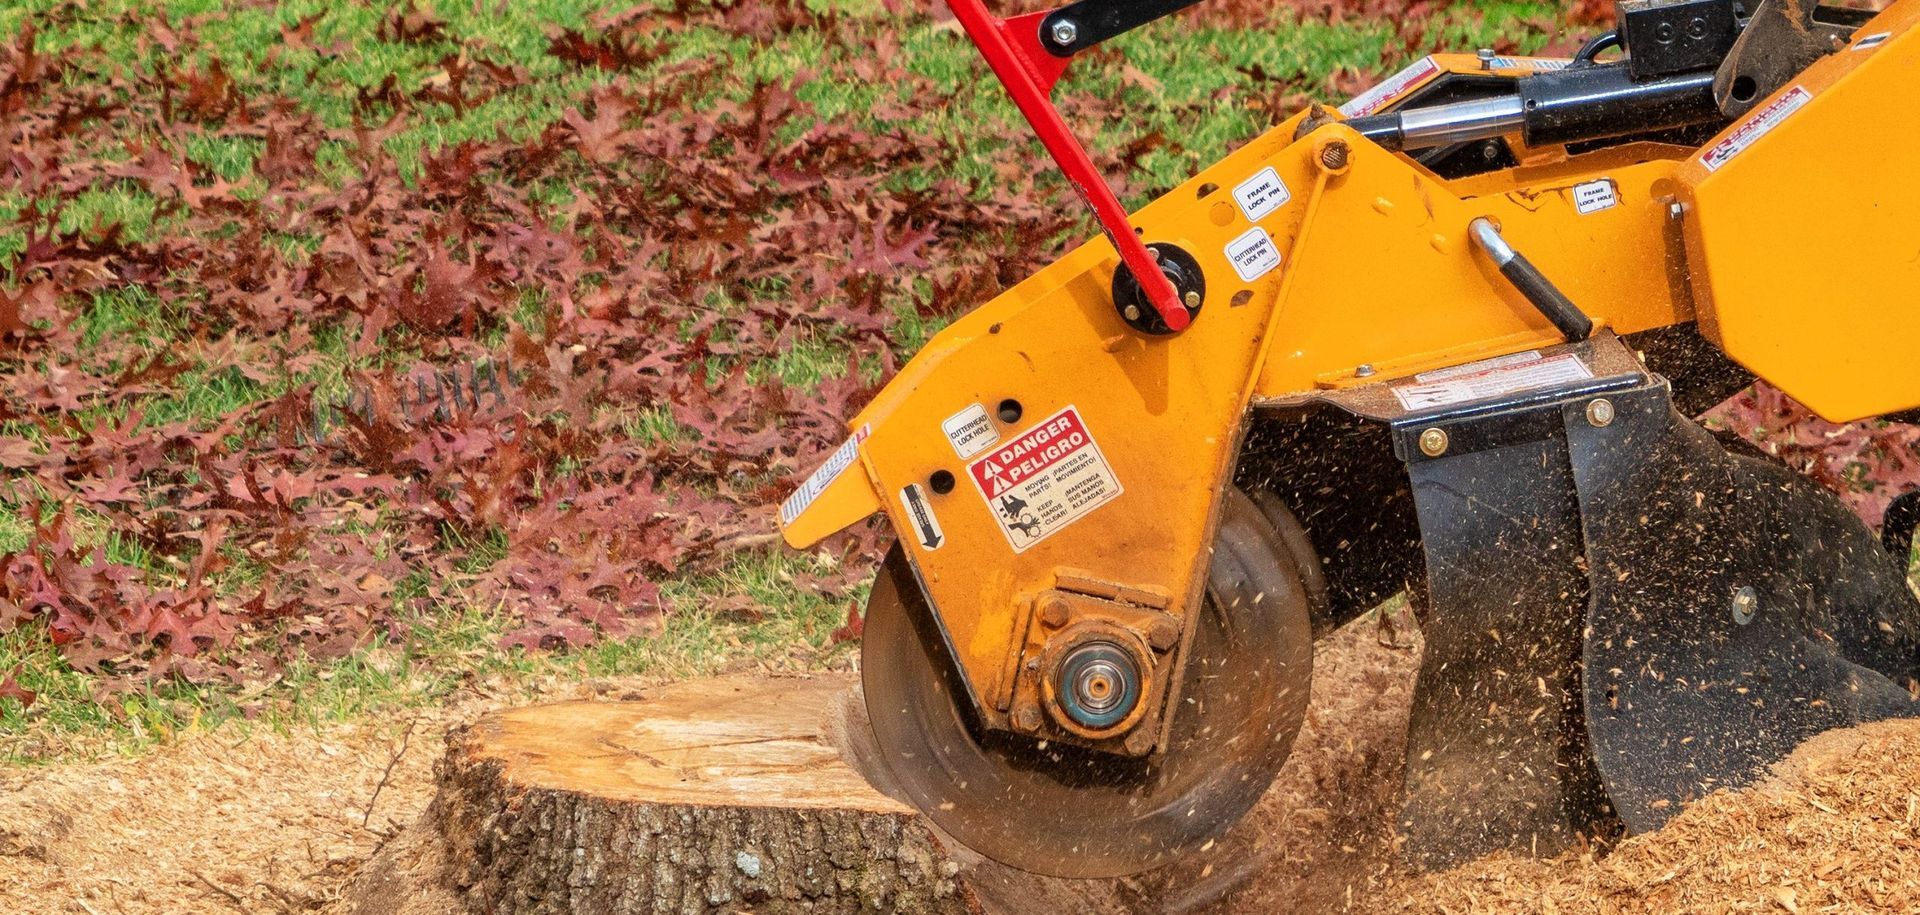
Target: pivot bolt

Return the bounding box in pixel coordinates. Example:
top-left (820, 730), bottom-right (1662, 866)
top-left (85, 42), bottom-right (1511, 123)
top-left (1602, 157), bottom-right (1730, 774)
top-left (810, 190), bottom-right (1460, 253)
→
top-left (1320, 140), bottom-right (1351, 171)
top-left (1048, 19), bottom-right (1078, 47)
top-left (1147, 617), bottom-right (1181, 651)
top-left (1038, 594), bottom-right (1072, 628)
top-left (1418, 427), bottom-right (1449, 457)
top-left (1012, 702), bottom-right (1044, 733)
top-left (1586, 398), bottom-right (1616, 427)
top-left (1732, 585), bottom-right (1759, 625)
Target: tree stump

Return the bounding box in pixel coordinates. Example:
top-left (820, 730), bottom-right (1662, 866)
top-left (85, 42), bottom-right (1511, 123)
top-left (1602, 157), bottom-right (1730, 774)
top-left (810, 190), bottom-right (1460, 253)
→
top-left (334, 674), bottom-right (1229, 915)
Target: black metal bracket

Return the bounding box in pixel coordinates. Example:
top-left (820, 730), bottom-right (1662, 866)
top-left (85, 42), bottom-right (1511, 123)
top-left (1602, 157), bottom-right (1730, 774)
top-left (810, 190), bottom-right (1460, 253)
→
top-left (1391, 369), bottom-right (1920, 867)
top-left (1038, 0), bottom-right (1207, 57)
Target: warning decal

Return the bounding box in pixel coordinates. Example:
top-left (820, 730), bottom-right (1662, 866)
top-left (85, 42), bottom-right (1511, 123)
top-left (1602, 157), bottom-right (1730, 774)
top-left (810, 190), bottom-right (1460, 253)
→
top-left (1853, 31), bottom-right (1891, 51)
top-left (1392, 352), bottom-right (1593, 410)
top-left (779, 424), bottom-right (870, 527)
top-left (1225, 227), bottom-right (1282, 282)
top-left (967, 406), bottom-right (1122, 553)
top-left (1572, 179), bottom-right (1618, 214)
top-left (941, 402), bottom-right (999, 459)
top-left (1486, 56), bottom-right (1571, 71)
top-left (1233, 167), bottom-right (1292, 223)
top-left (898, 483), bottom-right (944, 552)
top-left (1701, 86), bottom-right (1812, 172)
top-left (1338, 56), bottom-right (1440, 117)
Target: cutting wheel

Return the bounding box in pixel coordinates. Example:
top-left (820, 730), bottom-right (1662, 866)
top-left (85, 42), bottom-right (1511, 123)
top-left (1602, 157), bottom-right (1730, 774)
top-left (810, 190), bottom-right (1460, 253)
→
top-left (860, 488), bottom-right (1314, 878)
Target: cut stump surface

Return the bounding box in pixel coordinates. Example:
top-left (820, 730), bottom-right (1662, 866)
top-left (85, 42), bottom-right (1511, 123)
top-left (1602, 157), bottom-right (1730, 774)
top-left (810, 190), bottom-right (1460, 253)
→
top-left (335, 673), bottom-right (1178, 915)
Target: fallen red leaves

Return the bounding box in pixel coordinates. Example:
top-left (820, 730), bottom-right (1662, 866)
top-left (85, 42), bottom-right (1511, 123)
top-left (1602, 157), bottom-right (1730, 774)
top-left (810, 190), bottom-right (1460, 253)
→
top-left (0, 2), bottom-right (1070, 685)
top-left (0, 0), bottom-right (1907, 695)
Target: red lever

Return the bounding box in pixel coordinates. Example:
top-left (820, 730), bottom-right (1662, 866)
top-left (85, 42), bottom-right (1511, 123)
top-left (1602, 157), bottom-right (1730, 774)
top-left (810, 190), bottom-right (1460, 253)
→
top-left (945, 0), bottom-right (1190, 333)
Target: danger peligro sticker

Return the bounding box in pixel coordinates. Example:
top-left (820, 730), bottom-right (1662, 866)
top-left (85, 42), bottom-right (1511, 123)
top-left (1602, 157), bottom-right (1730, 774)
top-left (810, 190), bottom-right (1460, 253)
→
top-left (967, 406), bottom-right (1123, 553)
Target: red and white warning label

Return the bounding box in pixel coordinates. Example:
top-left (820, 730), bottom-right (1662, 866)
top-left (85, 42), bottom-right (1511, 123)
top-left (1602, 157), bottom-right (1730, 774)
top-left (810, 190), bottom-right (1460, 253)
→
top-left (1701, 85), bottom-right (1811, 172)
top-left (1338, 56), bottom-right (1439, 117)
top-left (967, 406), bottom-right (1123, 553)
top-left (1392, 352), bottom-right (1593, 410)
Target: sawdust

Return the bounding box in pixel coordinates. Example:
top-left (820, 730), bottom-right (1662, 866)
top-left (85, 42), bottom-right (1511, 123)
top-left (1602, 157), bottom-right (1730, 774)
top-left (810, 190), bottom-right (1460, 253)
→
top-left (0, 714), bottom-right (440, 915)
top-left (0, 675), bottom-right (666, 915)
top-left (1373, 719), bottom-right (1920, 913)
top-left (1211, 618), bottom-right (1920, 915)
top-left (1193, 609), bottom-right (1425, 913)
top-left (5, 620), bottom-right (1920, 914)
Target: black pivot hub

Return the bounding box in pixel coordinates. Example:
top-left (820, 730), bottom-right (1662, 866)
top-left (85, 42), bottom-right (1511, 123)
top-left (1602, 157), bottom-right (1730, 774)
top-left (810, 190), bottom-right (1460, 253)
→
top-left (1112, 242), bottom-right (1205, 335)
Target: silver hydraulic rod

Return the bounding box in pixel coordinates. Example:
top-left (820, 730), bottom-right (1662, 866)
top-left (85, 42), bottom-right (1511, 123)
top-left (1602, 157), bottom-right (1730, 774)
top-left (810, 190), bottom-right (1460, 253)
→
top-left (1394, 96), bottom-right (1527, 150)
top-left (1340, 64), bottom-right (1724, 154)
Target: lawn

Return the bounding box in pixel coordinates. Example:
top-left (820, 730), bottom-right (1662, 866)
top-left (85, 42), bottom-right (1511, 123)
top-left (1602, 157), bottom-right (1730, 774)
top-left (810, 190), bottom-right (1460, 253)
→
top-left (0, 0), bottom-right (1673, 761)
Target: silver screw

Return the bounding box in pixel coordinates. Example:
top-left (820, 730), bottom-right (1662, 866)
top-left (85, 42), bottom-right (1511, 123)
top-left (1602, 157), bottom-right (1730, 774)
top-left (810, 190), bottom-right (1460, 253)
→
top-left (1477, 48), bottom-right (1496, 69)
top-left (1586, 398), bottom-right (1616, 427)
top-left (1731, 585), bottom-right (1759, 625)
top-left (1123, 304), bottom-right (1141, 321)
top-left (1418, 427), bottom-right (1449, 458)
top-left (1355, 363), bottom-right (1377, 378)
top-left (1049, 19), bottom-right (1078, 47)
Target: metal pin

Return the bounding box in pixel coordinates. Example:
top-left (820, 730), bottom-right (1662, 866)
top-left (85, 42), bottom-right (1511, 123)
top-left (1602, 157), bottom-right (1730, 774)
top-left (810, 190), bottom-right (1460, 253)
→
top-left (1586, 398), bottom-right (1616, 427)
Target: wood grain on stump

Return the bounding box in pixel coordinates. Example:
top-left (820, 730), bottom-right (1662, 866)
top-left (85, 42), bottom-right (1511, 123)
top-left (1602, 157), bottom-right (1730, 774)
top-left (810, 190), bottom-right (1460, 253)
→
top-left (433, 675), bottom-right (972, 914)
top-left (335, 673), bottom-right (1242, 915)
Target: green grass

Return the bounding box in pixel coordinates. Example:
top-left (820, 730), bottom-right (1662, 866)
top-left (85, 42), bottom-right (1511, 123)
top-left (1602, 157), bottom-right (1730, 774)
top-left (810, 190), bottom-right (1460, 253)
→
top-left (0, 548), bottom-right (861, 763)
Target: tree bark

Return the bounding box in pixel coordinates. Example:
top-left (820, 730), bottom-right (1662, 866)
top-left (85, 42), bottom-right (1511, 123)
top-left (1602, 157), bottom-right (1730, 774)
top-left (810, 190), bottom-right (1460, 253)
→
top-left (334, 673), bottom-right (1248, 915)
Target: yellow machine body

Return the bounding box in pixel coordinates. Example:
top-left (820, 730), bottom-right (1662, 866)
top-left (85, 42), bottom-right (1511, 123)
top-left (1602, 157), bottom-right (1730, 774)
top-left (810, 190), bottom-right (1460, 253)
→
top-left (1679, 2), bottom-right (1920, 422)
top-left (781, 6), bottom-right (1920, 735)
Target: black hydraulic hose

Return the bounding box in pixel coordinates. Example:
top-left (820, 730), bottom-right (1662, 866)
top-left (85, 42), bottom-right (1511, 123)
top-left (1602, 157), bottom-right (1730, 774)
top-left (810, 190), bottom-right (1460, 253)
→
top-left (1571, 31), bottom-right (1623, 66)
top-left (1468, 219), bottom-right (1594, 342)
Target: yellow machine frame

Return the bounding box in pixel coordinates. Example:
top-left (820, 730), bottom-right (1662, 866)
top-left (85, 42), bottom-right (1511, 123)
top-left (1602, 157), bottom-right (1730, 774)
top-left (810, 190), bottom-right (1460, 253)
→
top-left (782, 5), bottom-right (1920, 744)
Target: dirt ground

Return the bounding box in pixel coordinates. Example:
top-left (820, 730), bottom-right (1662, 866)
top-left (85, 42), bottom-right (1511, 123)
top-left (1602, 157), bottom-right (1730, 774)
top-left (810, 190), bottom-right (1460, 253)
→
top-left (6, 615), bottom-right (1920, 915)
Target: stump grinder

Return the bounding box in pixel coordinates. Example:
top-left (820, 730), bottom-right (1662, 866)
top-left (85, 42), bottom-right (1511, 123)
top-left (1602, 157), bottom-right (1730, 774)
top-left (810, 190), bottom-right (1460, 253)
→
top-left (780, 0), bottom-right (1920, 877)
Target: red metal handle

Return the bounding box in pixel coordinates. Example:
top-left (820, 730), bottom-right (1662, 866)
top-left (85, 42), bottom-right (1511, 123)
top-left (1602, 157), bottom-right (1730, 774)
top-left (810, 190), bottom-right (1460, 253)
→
top-left (945, 0), bottom-right (1190, 332)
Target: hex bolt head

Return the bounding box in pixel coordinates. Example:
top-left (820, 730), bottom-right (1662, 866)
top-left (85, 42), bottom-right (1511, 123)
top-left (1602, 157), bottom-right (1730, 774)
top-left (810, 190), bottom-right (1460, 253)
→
top-left (1418, 427), bottom-right (1449, 457)
top-left (1012, 702), bottom-right (1044, 733)
top-left (1731, 585), bottom-right (1759, 625)
top-left (1477, 48), bottom-right (1496, 68)
top-left (1123, 304), bottom-right (1142, 321)
top-left (1123, 728), bottom-right (1156, 756)
top-left (1038, 595), bottom-right (1072, 628)
top-left (1147, 617), bottom-right (1181, 651)
top-left (1586, 398), bottom-right (1616, 428)
top-left (1183, 290), bottom-right (1201, 310)
top-left (1048, 19), bottom-right (1078, 47)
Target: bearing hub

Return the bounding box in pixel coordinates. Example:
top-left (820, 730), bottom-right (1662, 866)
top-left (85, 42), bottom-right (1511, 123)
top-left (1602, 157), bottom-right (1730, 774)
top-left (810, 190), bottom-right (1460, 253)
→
top-left (1053, 640), bottom-right (1142, 731)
